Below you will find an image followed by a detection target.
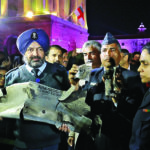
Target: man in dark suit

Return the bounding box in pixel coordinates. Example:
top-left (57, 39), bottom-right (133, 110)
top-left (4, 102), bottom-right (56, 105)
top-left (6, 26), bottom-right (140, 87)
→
top-left (67, 40), bottom-right (102, 149)
top-left (1, 28), bottom-right (70, 150)
top-left (129, 42), bottom-right (150, 150)
top-left (120, 48), bottom-right (139, 72)
top-left (69, 32), bottom-right (145, 150)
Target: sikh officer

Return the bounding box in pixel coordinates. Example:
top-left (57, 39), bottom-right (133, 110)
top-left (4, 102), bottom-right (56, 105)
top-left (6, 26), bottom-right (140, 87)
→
top-left (3, 28), bottom-right (70, 150)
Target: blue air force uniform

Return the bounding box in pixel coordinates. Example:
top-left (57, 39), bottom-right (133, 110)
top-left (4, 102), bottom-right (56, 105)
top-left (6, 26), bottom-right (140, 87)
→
top-left (5, 62), bottom-right (70, 149)
top-left (3, 28), bottom-right (70, 150)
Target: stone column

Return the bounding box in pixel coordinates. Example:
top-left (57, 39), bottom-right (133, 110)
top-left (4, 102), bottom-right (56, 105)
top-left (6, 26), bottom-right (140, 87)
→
top-left (43, 0), bottom-right (48, 11)
top-left (7, 0), bottom-right (18, 17)
top-left (69, 0), bottom-right (77, 23)
top-left (24, 0), bottom-right (32, 14)
top-left (48, 0), bottom-right (54, 12)
top-left (63, 0), bottom-right (70, 19)
top-left (0, 0), bottom-right (1, 16)
top-left (17, 0), bottom-right (24, 16)
top-left (59, 0), bottom-right (65, 18)
top-left (53, 0), bottom-right (59, 16)
top-left (0, 0), bottom-right (8, 17)
top-left (35, 0), bottom-right (43, 14)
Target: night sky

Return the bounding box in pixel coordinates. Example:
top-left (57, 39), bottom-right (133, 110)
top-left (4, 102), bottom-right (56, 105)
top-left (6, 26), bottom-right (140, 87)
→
top-left (86, 0), bottom-right (150, 36)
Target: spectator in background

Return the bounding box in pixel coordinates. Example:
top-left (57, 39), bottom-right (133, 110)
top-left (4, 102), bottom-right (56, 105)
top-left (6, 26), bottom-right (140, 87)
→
top-left (82, 40), bottom-right (101, 69)
top-left (0, 51), bottom-right (12, 71)
top-left (3, 35), bottom-right (23, 68)
top-left (0, 66), bottom-right (15, 150)
top-left (132, 51), bottom-right (141, 62)
top-left (62, 49), bottom-right (69, 68)
top-left (130, 51), bottom-right (141, 72)
top-left (120, 49), bottom-right (138, 72)
top-left (10, 54), bottom-right (24, 68)
top-left (3, 35), bottom-right (19, 56)
top-left (45, 45), bottom-right (65, 65)
top-left (120, 49), bottom-right (130, 69)
top-left (68, 40), bottom-right (102, 149)
top-left (0, 67), bottom-right (7, 88)
top-left (69, 40), bottom-right (102, 86)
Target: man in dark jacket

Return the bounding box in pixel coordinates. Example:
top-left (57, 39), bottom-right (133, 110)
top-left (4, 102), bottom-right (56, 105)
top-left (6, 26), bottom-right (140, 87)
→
top-left (69, 32), bottom-right (145, 150)
top-left (85, 32), bottom-right (144, 150)
top-left (2, 28), bottom-right (70, 150)
top-left (129, 42), bottom-right (150, 150)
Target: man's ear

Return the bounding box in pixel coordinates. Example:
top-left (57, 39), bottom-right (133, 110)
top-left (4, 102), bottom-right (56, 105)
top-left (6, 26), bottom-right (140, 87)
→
top-left (45, 56), bottom-right (48, 61)
top-left (125, 55), bottom-right (128, 61)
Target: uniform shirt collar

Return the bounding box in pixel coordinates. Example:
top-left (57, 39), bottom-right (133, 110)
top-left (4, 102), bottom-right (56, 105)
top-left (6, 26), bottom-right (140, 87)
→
top-left (26, 61), bottom-right (47, 76)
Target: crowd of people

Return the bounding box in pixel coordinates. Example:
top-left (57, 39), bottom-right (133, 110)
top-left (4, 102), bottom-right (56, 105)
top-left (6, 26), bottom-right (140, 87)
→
top-left (0, 28), bottom-right (150, 150)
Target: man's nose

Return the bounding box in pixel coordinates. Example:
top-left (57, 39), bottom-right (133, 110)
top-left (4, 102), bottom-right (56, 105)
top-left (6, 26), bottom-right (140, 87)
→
top-left (88, 54), bottom-right (92, 59)
top-left (137, 65), bottom-right (142, 72)
top-left (64, 57), bottom-right (68, 61)
top-left (32, 49), bottom-right (38, 56)
top-left (55, 56), bottom-right (59, 61)
top-left (106, 50), bottom-right (111, 56)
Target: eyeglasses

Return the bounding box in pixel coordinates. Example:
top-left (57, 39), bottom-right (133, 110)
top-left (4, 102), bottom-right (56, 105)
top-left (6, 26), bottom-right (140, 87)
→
top-left (0, 74), bottom-right (5, 79)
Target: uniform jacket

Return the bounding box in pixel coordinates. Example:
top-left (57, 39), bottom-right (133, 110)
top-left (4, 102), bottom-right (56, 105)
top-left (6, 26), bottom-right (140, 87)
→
top-left (4, 62), bottom-right (70, 149)
top-left (84, 66), bottom-right (145, 150)
top-left (129, 88), bottom-right (150, 150)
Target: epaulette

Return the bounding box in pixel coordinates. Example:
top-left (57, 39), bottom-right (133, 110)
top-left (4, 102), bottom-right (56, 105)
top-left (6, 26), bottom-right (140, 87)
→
top-left (5, 67), bottom-right (19, 76)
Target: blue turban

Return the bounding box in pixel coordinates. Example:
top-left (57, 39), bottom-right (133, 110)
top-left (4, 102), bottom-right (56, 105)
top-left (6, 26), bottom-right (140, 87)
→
top-left (16, 28), bottom-right (49, 55)
top-left (102, 32), bottom-right (120, 47)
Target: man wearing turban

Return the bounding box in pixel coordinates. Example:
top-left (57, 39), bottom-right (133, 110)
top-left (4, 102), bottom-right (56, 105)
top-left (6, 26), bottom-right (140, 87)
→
top-left (2, 28), bottom-right (70, 150)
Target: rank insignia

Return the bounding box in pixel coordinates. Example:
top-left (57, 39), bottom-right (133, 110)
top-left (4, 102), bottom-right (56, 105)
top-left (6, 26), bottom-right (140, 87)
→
top-left (31, 32), bottom-right (38, 40)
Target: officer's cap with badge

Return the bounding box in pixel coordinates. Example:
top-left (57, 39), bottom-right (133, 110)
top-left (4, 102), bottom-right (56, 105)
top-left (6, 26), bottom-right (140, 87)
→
top-left (16, 28), bottom-right (49, 55)
top-left (102, 32), bottom-right (121, 48)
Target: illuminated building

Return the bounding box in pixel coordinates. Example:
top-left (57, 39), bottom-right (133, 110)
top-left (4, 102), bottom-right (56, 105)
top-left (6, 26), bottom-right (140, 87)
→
top-left (89, 23), bottom-right (150, 53)
top-left (0, 0), bottom-right (88, 54)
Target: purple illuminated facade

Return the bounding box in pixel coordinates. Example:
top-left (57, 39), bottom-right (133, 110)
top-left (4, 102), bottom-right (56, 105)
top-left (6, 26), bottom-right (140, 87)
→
top-left (89, 23), bottom-right (150, 53)
top-left (0, 15), bottom-right (88, 55)
top-left (95, 36), bottom-right (150, 53)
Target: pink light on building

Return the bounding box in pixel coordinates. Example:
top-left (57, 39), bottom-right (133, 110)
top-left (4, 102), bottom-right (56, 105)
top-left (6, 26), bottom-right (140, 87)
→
top-left (0, 15), bottom-right (88, 54)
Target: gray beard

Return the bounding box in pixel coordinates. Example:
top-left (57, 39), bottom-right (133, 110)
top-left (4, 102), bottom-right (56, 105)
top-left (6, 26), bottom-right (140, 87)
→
top-left (23, 56), bottom-right (44, 68)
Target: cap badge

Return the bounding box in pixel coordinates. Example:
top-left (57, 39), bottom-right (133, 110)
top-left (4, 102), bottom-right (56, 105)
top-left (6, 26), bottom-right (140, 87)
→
top-left (31, 32), bottom-right (38, 40)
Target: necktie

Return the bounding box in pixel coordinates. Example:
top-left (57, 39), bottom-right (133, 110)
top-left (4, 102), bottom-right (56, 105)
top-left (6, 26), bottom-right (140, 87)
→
top-left (32, 68), bottom-right (39, 78)
top-left (32, 69), bottom-right (40, 83)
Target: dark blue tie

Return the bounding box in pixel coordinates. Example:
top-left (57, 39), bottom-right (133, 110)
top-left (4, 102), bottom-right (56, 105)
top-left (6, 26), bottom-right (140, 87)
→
top-left (32, 68), bottom-right (39, 78)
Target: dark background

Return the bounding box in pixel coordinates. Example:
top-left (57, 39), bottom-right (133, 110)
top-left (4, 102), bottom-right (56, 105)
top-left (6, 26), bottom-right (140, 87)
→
top-left (86, 0), bottom-right (150, 36)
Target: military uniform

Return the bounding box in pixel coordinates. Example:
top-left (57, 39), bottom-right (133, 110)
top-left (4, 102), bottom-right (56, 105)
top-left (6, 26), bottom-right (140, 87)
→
top-left (4, 62), bottom-right (70, 149)
top-left (129, 88), bottom-right (150, 150)
top-left (84, 66), bottom-right (145, 150)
